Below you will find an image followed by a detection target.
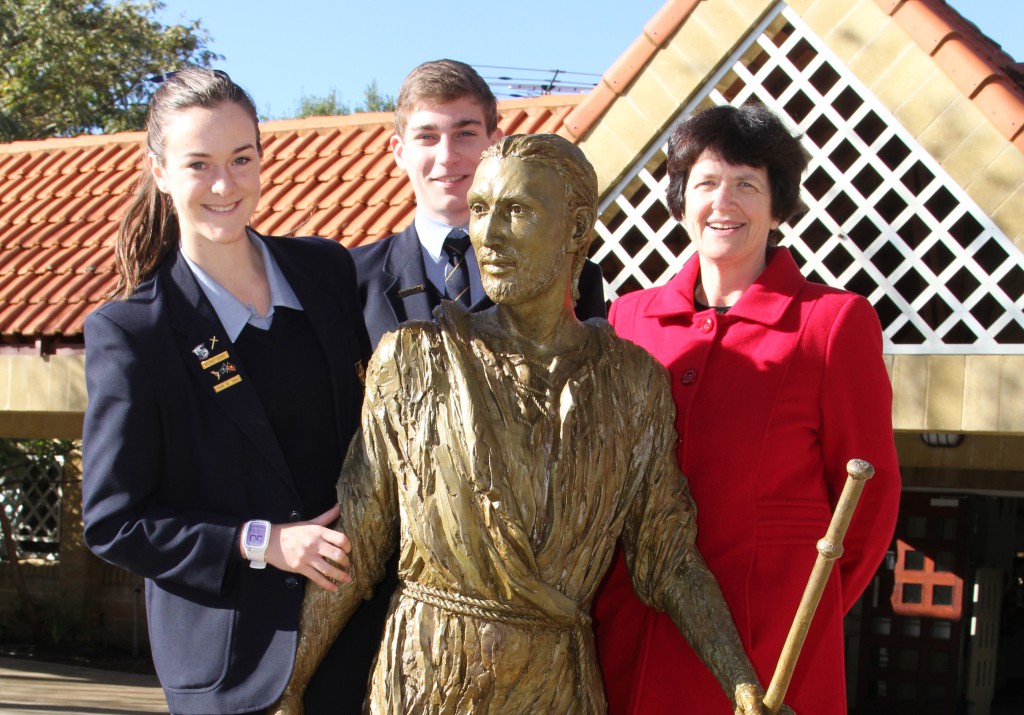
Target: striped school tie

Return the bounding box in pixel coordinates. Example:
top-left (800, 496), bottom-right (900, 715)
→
top-left (443, 230), bottom-right (472, 307)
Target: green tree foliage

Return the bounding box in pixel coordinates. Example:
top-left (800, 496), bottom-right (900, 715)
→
top-left (0, 0), bottom-right (220, 141)
top-left (0, 438), bottom-right (76, 470)
top-left (295, 80), bottom-right (396, 119)
top-left (361, 79), bottom-right (396, 113)
top-left (296, 88), bottom-right (350, 119)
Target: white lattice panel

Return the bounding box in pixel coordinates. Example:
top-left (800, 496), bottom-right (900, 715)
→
top-left (0, 457), bottom-right (62, 559)
top-left (592, 3), bottom-right (1024, 354)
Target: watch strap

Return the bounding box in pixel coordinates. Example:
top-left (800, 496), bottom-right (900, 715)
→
top-left (242, 519), bottom-right (271, 569)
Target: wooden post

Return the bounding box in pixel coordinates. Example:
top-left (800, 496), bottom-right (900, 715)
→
top-left (763, 459), bottom-right (874, 714)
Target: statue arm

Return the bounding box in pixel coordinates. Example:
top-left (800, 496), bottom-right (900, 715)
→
top-left (621, 365), bottom-right (767, 713)
top-left (270, 408), bottom-right (399, 714)
top-left (658, 538), bottom-right (765, 710)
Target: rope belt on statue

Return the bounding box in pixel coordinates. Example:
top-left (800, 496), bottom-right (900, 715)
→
top-left (402, 580), bottom-right (591, 630)
top-left (401, 580), bottom-right (599, 707)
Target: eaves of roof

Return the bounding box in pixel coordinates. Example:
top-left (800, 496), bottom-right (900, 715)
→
top-left (0, 96), bottom-right (581, 340)
top-left (564, 0), bottom-right (1023, 148)
top-left (880, 0), bottom-right (1024, 148)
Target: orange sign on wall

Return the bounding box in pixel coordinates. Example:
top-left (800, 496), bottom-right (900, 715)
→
top-left (891, 539), bottom-right (964, 620)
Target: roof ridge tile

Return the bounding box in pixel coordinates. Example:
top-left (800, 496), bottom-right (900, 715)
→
top-left (883, 0), bottom-right (1024, 140)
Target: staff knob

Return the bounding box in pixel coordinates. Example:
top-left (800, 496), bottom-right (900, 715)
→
top-left (847, 459), bottom-right (874, 482)
top-left (816, 538), bottom-right (844, 560)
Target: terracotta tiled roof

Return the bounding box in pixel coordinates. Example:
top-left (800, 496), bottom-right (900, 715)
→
top-left (4, 0), bottom-right (1019, 344)
top-left (0, 95), bottom-right (581, 342)
top-left (563, 0), bottom-right (1024, 147)
top-left (561, 0), bottom-right (702, 142)
top-left (881, 0), bottom-right (1024, 148)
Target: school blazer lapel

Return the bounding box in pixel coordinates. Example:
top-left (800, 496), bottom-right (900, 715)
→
top-left (382, 225), bottom-right (436, 324)
top-left (163, 249), bottom-right (295, 488)
top-left (263, 236), bottom-right (362, 449)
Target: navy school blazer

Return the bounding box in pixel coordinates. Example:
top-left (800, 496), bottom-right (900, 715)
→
top-left (352, 222), bottom-right (609, 348)
top-left (82, 234), bottom-right (381, 715)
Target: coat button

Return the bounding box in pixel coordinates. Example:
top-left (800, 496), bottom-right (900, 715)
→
top-left (681, 369), bottom-right (697, 385)
top-left (700, 317), bottom-right (714, 333)
top-left (284, 576), bottom-right (300, 589)
top-left (288, 510), bottom-right (302, 522)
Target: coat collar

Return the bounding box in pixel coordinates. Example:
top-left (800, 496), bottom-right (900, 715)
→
top-left (162, 241), bottom-right (292, 492)
top-left (382, 224), bottom-right (436, 322)
top-left (381, 224), bottom-right (493, 321)
top-left (643, 247), bottom-right (805, 326)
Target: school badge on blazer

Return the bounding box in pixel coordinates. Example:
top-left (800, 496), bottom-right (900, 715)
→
top-left (191, 335), bottom-right (242, 393)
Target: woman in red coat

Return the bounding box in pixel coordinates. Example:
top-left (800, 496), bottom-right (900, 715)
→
top-left (594, 104), bottom-right (900, 715)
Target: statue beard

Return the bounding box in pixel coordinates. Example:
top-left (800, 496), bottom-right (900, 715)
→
top-left (479, 244), bottom-right (570, 306)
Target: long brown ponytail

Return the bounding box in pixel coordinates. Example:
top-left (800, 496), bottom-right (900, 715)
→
top-left (113, 68), bottom-right (261, 298)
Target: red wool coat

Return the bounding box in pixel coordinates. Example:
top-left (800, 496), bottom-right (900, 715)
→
top-left (594, 248), bottom-right (900, 715)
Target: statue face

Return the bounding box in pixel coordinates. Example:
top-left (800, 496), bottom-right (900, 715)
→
top-left (468, 156), bottom-right (573, 307)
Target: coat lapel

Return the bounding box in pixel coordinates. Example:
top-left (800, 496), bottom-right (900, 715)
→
top-left (643, 248), bottom-right (803, 326)
top-left (645, 254), bottom-right (700, 318)
top-left (468, 293), bottom-right (496, 312)
top-left (163, 249), bottom-right (294, 488)
top-left (382, 225), bottom-right (437, 323)
top-left (263, 235), bottom-right (363, 450)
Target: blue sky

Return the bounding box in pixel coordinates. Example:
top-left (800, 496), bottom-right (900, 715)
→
top-left (156, 1), bottom-right (1023, 121)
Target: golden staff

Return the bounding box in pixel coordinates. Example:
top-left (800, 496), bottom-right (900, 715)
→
top-left (763, 458), bottom-right (874, 714)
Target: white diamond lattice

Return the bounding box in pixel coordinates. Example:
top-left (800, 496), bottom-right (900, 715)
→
top-left (0, 458), bottom-right (62, 560)
top-left (591, 3), bottom-right (1024, 354)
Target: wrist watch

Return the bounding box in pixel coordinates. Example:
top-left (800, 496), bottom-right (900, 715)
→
top-left (242, 520), bottom-right (271, 569)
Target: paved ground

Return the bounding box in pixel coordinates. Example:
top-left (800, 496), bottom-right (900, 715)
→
top-left (2, 655), bottom-right (1019, 714)
top-left (0, 657), bottom-right (166, 714)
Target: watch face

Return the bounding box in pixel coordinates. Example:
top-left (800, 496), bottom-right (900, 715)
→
top-left (246, 522), bottom-right (268, 546)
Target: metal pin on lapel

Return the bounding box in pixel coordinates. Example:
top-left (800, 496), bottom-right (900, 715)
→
top-left (398, 284), bottom-right (426, 298)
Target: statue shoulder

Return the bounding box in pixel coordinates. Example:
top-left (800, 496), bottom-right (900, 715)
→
top-left (366, 320), bottom-right (443, 386)
top-left (596, 321), bottom-right (664, 369)
top-left (591, 324), bottom-right (674, 403)
top-left (375, 319), bottom-right (440, 355)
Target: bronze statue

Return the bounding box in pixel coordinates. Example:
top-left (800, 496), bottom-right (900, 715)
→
top-left (270, 134), bottom-right (789, 715)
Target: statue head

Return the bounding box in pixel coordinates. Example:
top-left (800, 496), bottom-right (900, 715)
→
top-left (469, 134), bottom-right (598, 306)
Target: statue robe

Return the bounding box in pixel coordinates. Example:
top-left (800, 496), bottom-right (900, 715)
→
top-left (338, 304), bottom-right (712, 714)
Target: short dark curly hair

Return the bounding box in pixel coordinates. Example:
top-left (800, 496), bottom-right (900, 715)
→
top-left (665, 103), bottom-right (809, 230)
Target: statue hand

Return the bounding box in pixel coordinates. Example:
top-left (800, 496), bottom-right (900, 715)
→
top-left (733, 683), bottom-right (795, 715)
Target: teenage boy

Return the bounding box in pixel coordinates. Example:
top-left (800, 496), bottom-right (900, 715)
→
top-left (353, 59), bottom-right (606, 348)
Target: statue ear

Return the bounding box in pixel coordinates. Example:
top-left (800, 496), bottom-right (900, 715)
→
top-left (569, 207), bottom-right (593, 252)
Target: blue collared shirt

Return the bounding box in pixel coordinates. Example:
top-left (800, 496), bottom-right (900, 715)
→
top-left (415, 213), bottom-right (483, 304)
top-left (181, 231), bottom-right (302, 341)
